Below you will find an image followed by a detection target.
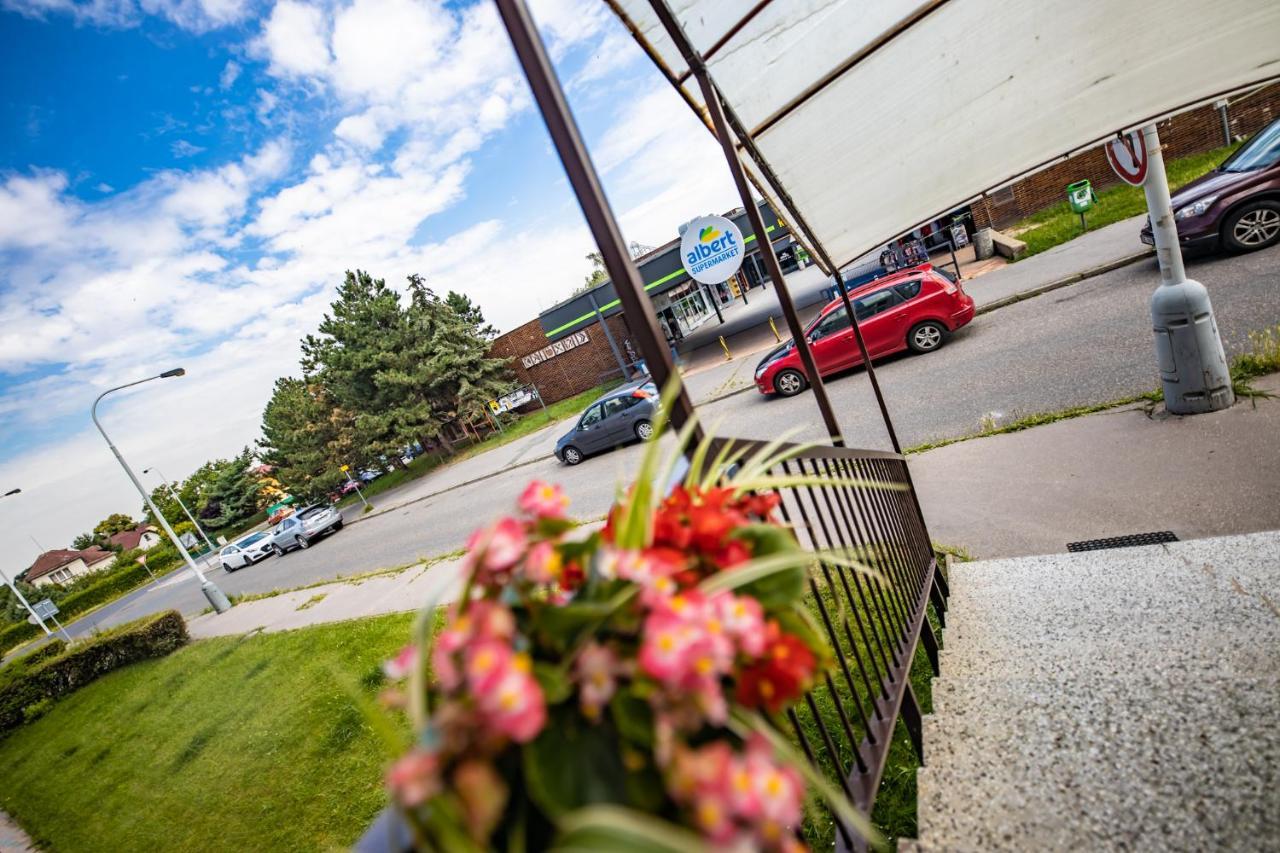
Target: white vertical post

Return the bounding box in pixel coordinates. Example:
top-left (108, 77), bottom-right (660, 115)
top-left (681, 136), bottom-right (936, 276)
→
top-left (0, 567), bottom-right (52, 637)
top-left (1141, 124), bottom-right (1234, 414)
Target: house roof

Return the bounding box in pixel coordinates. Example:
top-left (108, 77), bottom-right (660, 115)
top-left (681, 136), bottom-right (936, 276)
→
top-left (107, 523), bottom-right (157, 552)
top-left (24, 546), bottom-right (115, 582)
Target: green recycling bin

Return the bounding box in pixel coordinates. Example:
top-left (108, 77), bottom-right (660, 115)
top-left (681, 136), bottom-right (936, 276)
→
top-left (1066, 179), bottom-right (1097, 213)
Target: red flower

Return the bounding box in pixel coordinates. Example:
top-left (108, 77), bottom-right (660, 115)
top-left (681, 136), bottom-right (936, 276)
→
top-left (734, 622), bottom-right (816, 713)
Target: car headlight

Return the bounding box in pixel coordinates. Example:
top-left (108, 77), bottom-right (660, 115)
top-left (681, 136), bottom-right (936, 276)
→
top-left (1175, 195), bottom-right (1217, 220)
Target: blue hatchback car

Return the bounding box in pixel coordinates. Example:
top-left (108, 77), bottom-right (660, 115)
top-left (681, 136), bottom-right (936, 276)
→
top-left (555, 378), bottom-right (659, 465)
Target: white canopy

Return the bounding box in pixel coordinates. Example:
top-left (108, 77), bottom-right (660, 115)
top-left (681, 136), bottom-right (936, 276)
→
top-left (606, 0), bottom-right (1280, 266)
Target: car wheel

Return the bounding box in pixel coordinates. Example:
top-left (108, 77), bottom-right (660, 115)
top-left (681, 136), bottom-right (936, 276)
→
top-left (908, 321), bottom-right (946, 353)
top-left (562, 445), bottom-right (583, 465)
top-left (1222, 200), bottom-right (1280, 252)
top-left (223, 563), bottom-right (235, 573)
top-left (634, 419), bottom-right (654, 441)
top-left (333, 520), bottom-right (343, 532)
top-left (273, 544), bottom-right (286, 557)
top-left (773, 369), bottom-right (808, 397)
top-left (296, 535), bottom-right (310, 550)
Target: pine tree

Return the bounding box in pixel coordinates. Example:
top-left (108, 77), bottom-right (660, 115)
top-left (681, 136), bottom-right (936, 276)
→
top-left (259, 376), bottom-right (358, 500)
top-left (198, 449), bottom-right (262, 530)
top-left (444, 290), bottom-right (497, 340)
top-left (301, 270), bottom-right (411, 463)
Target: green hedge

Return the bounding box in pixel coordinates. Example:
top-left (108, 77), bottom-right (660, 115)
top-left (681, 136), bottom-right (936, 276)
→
top-left (0, 622), bottom-right (40, 658)
top-left (0, 551), bottom-right (184, 656)
top-left (0, 611), bottom-right (188, 734)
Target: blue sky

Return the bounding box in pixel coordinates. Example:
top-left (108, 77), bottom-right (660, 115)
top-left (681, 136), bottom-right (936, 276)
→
top-left (0, 0), bottom-right (739, 570)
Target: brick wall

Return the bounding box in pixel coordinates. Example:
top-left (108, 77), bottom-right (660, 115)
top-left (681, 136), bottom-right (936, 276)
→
top-left (489, 313), bottom-right (638, 405)
top-left (971, 83), bottom-right (1280, 229)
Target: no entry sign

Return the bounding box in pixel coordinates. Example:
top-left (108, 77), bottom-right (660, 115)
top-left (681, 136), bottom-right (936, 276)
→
top-left (1106, 131), bottom-right (1148, 186)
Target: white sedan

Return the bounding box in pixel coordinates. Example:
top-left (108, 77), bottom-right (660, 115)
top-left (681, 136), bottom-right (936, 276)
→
top-left (219, 531), bottom-right (274, 572)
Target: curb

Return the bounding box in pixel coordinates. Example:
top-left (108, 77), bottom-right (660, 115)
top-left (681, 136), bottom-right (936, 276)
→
top-left (974, 250), bottom-right (1154, 316)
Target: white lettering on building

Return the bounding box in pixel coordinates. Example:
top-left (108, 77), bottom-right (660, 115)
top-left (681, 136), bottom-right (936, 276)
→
top-left (522, 330), bottom-right (590, 369)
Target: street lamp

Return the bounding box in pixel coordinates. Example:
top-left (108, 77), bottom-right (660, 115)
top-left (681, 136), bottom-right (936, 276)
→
top-left (142, 466), bottom-right (216, 552)
top-left (0, 487), bottom-right (54, 637)
top-left (91, 368), bottom-right (232, 613)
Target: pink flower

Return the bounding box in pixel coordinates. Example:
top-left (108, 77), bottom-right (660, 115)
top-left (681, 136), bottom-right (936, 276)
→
top-left (744, 735), bottom-right (804, 827)
top-left (463, 517), bottom-right (528, 585)
top-left (714, 593), bottom-right (767, 657)
top-left (639, 610), bottom-right (698, 684)
top-left (465, 640), bottom-right (515, 693)
top-left (575, 641), bottom-right (618, 720)
top-left (432, 601), bottom-right (515, 691)
top-left (386, 749), bottom-right (440, 807)
top-left (476, 655), bottom-right (547, 742)
top-left (518, 481), bottom-right (569, 519)
top-left (382, 644), bottom-right (418, 681)
top-left (523, 540), bottom-right (562, 585)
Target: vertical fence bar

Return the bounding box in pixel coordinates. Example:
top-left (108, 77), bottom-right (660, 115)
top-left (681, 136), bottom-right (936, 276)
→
top-left (493, 0), bottom-right (702, 445)
top-left (646, 0), bottom-right (844, 445)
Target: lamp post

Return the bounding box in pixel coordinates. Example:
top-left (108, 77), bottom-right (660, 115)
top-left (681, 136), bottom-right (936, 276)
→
top-left (91, 369), bottom-right (232, 613)
top-left (0, 488), bottom-right (53, 637)
top-left (142, 466), bottom-right (216, 552)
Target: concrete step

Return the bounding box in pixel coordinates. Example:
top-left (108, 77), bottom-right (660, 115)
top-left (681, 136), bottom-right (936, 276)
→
top-left (916, 674), bottom-right (1280, 851)
top-left (941, 531), bottom-right (1280, 615)
top-left (913, 532), bottom-right (1280, 851)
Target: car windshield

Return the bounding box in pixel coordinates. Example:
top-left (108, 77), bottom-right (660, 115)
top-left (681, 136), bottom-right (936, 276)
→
top-left (239, 532), bottom-right (265, 545)
top-left (299, 506), bottom-right (327, 518)
top-left (1220, 121), bottom-right (1280, 172)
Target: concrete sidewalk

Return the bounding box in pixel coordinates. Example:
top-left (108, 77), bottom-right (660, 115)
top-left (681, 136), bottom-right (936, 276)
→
top-left (192, 376), bottom-right (1280, 639)
top-left (913, 373), bottom-right (1280, 558)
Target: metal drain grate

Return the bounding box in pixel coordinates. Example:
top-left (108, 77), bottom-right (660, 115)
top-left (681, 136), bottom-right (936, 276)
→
top-left (1067, 531), bottom-right (1179, 552)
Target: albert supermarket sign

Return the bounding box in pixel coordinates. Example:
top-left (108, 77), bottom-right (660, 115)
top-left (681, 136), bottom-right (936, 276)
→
top-left (522, 330), bottom-right (590, 369)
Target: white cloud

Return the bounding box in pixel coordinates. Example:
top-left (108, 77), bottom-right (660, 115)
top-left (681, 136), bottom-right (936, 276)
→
top-left (0, 0), bottom-right (251, 31)
top-left (256, 0), bottom-right (332, 77)
top-left (171, 139), bottom-right (206, 158)
top-left (219, 59), bottom-right (242, 90)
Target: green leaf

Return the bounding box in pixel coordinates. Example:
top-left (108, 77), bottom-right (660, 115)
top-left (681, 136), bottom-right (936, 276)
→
top-left (737, 564), bottom-right (806, 608)
top-left (533, 662), bottom-right (572, 704)
top-left (732, 522), bottom-right (800, 558)
top-left (523, 707), bottom-right (632, 818)
top-left (609, 690), bottom-right (654, 748)
top-left (554, 805), bottom-right (706, 853)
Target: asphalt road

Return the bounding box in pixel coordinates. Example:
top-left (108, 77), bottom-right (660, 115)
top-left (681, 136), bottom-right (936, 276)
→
top-left (46, 242), bottom-right (1280, 638)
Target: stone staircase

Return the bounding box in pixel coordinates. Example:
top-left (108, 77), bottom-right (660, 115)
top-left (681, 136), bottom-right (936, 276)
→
top-left (906, 531), bottom-right (1280, 851)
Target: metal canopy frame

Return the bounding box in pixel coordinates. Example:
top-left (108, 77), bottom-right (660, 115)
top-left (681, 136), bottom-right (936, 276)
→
top-left (606, 1), bottom-right (1280, 272)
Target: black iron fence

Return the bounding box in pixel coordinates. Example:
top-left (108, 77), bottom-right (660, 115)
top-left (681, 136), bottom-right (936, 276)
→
top-left (717, 437), bottom-right (946, 850)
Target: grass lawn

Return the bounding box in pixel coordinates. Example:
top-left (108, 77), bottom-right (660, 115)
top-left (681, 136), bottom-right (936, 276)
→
top-left (1011, 142), bottom-right (1241, 259)
top-left (0, 613), bottom-right (416, 853)
top-left (337, 380), bottom-right (623, 510)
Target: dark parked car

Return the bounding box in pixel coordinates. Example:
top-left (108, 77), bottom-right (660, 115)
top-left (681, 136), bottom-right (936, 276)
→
top-left (1141, 118), bottom-right (1280, 253)
top-left (555, 379), bottom-right (658, 465)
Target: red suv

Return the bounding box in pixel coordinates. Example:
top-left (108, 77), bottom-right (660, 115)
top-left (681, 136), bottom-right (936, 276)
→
top-left (754, 265), bottom-right (975, 397)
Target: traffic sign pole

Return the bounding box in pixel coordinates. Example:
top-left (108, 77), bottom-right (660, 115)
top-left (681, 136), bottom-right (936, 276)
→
top-left (0, 566), bottom-right (52, 637)
top-left (1132, 124), bottom-right (1234, 414)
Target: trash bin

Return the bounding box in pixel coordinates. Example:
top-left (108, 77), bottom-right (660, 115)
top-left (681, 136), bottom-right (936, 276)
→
top-left (973, 227), bottom-right (995, 260)
top-left (1066, 180), bottom-right (1097, 213)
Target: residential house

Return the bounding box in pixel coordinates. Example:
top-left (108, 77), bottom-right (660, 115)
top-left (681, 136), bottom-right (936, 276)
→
top-left (24, 547), bottom-right (117, 588)
top-left (107, 523), bottom-right (161, 553)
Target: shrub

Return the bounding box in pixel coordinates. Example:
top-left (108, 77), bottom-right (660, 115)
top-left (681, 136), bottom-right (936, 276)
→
top-left (0, 622), bottom-right (40, 658)
top-left (0, 611), bottom-right (188, 734)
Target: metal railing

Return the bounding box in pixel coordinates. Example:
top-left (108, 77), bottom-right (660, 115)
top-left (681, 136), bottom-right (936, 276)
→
top-left (716, 437), bottom-right (946, 850)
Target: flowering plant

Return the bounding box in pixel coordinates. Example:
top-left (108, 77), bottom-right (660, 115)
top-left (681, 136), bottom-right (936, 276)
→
top-left (381, 398), bottom-right (878, 850)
